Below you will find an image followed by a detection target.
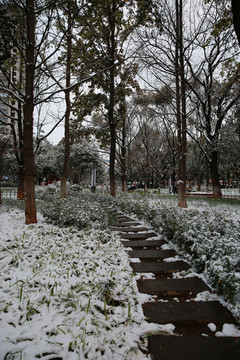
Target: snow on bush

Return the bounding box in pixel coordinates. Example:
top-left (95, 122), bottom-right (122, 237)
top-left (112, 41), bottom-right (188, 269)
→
top-left (0, 208), bottom-right (162, 359)
top-left (35, 184), bottom-right (60, 200)
top-left (41, 193), bottom-right (111, 230)
top-left (99, 193), bottom-right (240, 320)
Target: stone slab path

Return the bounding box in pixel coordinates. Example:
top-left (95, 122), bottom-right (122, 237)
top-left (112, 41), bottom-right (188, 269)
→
top-left (112, 226), bottom-right (149, 232)
top-left (143, 301), bottom-right (235, 325)
top-left (137, 277), bottom-right (210, 297)
top-left (105, 207), bottom-right (240, 359)
top-left (128, 249), bottom-right (177, 260)
top-left (120, 232), bottom-right (157, 240)
top-left (131, 260), bottom-right (190, 274)
top-left (148, 335), bottom-right (240, 360)
top-left (121, 239), bottom-right (166, 248)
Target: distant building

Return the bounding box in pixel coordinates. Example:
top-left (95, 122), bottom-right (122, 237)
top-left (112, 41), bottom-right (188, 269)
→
top-left (0, 47), bottom-right (22, 135)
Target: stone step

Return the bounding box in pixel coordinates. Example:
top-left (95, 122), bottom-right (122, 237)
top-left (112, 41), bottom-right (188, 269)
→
top-left (143, 301), bottom-right (236, 326)
top-left (148, 335), bottom-right (240, 360)
top-left (112, 226), bottom-right (150, 232)
top-left (128, 249), bottom-right (176, 259)
top-left (115, 216), bottom-right (134, 223)
top-left (107, 210), bottom-right (120, 215)
top-left (131, 260), bottom-right (189, 274)
top-left (137, 278), bottom-right (210, 297)
top-left (103, 208), bottom-right (120, 215)
top-left (115, 222), bottom-right (142, 227)
top-left (122, 239), bottom-right (166, 248)
top-left (120, 232), bottom-right (157, 240)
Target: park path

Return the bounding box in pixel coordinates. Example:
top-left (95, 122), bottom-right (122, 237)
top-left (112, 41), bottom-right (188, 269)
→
top-left (105, 207), bottom-right (240, 360)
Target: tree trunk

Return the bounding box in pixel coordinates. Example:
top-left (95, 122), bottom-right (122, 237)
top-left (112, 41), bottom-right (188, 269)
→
top-left (23, 0), bottom-right (37, 224)
top-left (210, 150), bottom-right (222, 198)
top-left (17, 164), bottom-right (24, 199)
top-left (109, 123), bottom-right (116, 197)
top-left (108, 3), bottom-right (116, 197)
top-left (16, 57), bottom-right (24, 200)
top-left (197, 169), bottom-right (201, 191)
top-left (0, 166), bottom-right (2, 204)
top-left (60, 1), bottom-right (72, 199)
top-left (175, 0), bottom-right (187, 208)
top-left (121, 124), bottom-right (127, 192)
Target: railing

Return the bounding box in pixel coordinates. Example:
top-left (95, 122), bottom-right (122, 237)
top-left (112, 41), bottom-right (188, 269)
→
top-left (186, 188), bottom-right (240, 200)
top-left (221, 188), bottom-right (240, 199)
top-left (1, 189), bottom-right (17, 198)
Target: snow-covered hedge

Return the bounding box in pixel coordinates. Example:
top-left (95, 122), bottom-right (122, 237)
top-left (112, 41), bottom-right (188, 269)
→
top-left (99, 193), bottom-right (240, 319)
top-left (41, 193), bottom-right (113, 230)
top-left (35, 184), bottom-right (60, 200)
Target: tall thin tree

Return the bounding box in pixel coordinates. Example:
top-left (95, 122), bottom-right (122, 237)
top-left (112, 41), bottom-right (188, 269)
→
top-left (60, 0), bottom-right (73, 198)
top-left (175, 0), bottom-right (187, 207)
top-left (23, 0), bottom-right (37, 223)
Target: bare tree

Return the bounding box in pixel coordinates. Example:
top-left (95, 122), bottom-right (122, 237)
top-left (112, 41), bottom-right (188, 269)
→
top-left (185, 0), bottom-right (240, 198)
top-left (136, 0), bottom-right (189, 205)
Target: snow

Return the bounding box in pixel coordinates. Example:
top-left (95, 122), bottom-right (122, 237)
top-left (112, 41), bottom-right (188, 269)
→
top-left (1, 192), bottom-right (240, 358)
top-left (130, 258), bottom-right (141, 263)
top-left (215, 324), bottom-right (240, 337)
top-left (208, 323), bottom-right (217, 332)
top-left (0, 206), bottom-right (163, 360)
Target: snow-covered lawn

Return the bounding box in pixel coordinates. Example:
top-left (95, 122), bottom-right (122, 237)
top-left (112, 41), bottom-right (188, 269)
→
top-left (0, 204), bottom-right (164, 360)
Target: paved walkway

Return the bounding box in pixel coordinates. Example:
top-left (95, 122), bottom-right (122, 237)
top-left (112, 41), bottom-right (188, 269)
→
top-left (106, 207), bottom-right (240, 360)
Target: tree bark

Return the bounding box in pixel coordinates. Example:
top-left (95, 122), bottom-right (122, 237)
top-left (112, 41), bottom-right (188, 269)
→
top-left (109, 121), bottom-right (116, 197)
top-left (210, 150), bottom-right (222, 198)
top-left (108, 1), bottom-right (116, 197)
top-left (23, 0), bottom-right (37, 224)
top-left (17, 164), bottom-right (24, 199)
top-left (60, 0), bottom-right (72, 199)
top-left (178, 0), bottom-right (187, 208)
top-left (0, 158), bottom-right (2, 205)
top-left (175, 0), bottom-right (187, 208)
top-left (121, 122), bottom-right (127, 192)
top-left (17, 76), bottom-right (24, 199)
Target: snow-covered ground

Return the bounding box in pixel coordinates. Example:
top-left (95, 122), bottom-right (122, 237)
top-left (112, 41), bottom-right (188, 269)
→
top-left (0, 192), bottom-right (240, 359)
top-left (0, 205), bottom-right (167, 360)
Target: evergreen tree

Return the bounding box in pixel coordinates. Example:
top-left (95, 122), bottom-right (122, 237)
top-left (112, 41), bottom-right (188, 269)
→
top-left (72, 0), bottom-right (147, 196)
